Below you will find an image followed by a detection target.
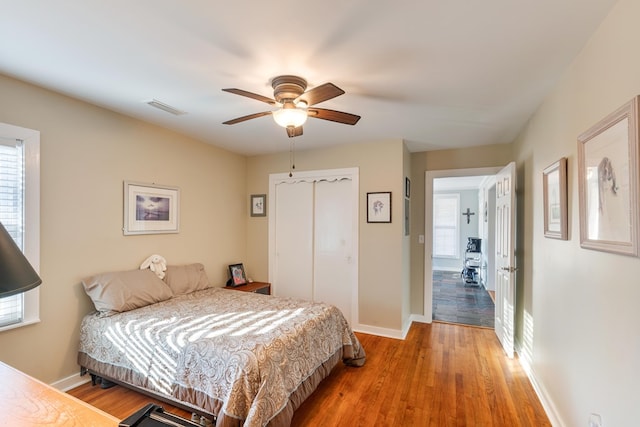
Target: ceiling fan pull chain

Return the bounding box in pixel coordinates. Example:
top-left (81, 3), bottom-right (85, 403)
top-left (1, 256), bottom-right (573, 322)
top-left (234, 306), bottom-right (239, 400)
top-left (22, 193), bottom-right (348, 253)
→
top-left (289, 140), bottom-right (296, 177)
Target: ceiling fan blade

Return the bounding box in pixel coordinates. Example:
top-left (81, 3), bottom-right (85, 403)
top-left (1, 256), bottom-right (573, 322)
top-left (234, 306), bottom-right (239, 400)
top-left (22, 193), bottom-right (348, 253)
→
top-left (286, 126), bottom-right (303, 138)
top-left (308, 108), bottom-right (361, 125)
top-left (296, 83), bottom-right (345, 106)
top-left (223, 111), bottom-right (272, 125)
top-left (222, 88), bottom-right (277, 105)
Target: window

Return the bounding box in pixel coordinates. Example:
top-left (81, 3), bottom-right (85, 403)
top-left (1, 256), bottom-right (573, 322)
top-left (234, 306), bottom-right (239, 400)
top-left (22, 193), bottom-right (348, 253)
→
top-left (433, 193), bottom-right (460, 258)
top-left (0, 123), bottom-right (40, 331)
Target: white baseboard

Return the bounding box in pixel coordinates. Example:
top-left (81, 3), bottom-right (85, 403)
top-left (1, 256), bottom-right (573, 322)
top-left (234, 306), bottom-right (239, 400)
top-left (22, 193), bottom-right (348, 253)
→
top-left (354, 316), bottom-right (430, 341)
top-left (515, 341), bottom-right (565, 427)
top-left (353, 323), bottom-right (405, 340)
top-left (50, 371), bottom-right (91, 392)
top-left (409, 314), bottom-right (430, 324)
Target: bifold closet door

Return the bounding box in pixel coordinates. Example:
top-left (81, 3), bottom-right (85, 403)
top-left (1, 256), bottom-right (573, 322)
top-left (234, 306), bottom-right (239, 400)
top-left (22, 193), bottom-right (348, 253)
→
top-left (273, 181), bottom-right (314, 300)
top-left (313, 179), bottom-right (353, 323)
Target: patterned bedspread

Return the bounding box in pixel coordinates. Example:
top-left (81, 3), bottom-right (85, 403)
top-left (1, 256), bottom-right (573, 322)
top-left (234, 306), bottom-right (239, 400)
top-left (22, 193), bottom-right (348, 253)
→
top-left (78, 287), bottom-right (365, 426)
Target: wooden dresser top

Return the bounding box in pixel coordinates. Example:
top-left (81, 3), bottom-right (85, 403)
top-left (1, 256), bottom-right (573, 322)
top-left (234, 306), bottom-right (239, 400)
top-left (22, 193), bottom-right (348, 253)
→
top-left (0, 361), bottom-right (118, 426)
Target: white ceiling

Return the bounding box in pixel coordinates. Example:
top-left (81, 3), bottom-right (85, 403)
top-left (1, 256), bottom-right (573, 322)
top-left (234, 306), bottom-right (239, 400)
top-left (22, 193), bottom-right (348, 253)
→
top-left (0, 1), bottom-right (618, 156)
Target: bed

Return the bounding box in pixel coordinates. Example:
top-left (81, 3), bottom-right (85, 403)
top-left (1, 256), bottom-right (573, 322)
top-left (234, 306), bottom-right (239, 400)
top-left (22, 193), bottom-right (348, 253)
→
top-left (77, 264), bottom-right (365, 427)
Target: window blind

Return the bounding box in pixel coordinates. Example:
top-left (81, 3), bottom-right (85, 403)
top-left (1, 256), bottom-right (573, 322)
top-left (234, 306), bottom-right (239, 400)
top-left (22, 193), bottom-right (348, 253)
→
top-left (0, 139), bottom-right (25, 327)
top-left (433, 193), bottom-right (460, 258)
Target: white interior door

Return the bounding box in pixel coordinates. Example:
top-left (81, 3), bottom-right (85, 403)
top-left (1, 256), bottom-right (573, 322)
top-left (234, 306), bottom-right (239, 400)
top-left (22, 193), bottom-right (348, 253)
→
top-left (313, 179), bottom-right (353, 323)
top-left (494, 162), bottom-right (517, 357)
top-left (273, 181), bottom-right (314, 300)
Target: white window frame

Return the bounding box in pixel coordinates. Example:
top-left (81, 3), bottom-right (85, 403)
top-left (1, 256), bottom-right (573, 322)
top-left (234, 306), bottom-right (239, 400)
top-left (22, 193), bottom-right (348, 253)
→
top-left (433, 193), bottom-right (460, 259)
top-left (0, 122), bottom-right (40, 332)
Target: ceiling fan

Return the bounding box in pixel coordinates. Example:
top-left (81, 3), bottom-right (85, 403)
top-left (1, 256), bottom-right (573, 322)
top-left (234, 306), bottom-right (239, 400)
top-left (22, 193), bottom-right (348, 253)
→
top-left (222, 75), bottom-right (361, 138)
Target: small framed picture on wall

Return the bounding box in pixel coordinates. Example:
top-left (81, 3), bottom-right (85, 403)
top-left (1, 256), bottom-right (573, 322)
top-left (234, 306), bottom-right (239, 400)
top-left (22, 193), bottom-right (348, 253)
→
top-left (367, 192), bottom-right (392, 223)
top-left (250, 194), bottom-right (266, 217)
top-left (542, 157), bottom-right (568, 240)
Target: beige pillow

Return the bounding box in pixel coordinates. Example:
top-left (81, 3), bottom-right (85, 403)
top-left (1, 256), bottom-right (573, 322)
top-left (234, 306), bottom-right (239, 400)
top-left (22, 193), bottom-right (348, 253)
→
top-left (82, 269), bottom-right (174, 315)
top-left (163, 263), bottom-right (210, 295)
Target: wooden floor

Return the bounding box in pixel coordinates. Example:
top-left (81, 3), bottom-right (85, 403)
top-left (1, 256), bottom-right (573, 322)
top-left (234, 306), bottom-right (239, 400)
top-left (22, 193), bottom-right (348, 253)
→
top-left (67, 322), bottom-right (551, 426)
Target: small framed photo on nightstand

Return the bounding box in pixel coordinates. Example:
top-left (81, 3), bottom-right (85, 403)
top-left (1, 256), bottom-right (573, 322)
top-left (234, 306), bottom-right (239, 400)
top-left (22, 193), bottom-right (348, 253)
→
top-left (228, 263), bottom-right (247, 286)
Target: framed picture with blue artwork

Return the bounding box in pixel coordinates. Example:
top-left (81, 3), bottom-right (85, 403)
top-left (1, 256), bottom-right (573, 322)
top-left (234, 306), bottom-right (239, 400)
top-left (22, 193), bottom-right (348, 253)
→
top-left (123, 181), bottom-right (180, 235)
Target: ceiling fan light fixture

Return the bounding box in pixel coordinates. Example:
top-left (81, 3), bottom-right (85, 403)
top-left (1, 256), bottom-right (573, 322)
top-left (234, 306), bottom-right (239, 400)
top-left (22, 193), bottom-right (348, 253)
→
top-left (272, 105), bottom-right (308, 128)
top-left (222, 75), bottom-right (359, 135)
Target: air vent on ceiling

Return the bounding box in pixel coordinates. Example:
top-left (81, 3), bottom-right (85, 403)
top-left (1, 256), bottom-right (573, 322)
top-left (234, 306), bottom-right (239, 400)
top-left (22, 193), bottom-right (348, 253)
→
top-left (145, 99), bottom-right (186, 116)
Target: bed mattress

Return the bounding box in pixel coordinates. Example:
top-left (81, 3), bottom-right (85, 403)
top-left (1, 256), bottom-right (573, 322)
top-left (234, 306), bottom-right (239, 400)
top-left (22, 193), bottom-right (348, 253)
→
top-left (78, 287), bottom-right (365, 426)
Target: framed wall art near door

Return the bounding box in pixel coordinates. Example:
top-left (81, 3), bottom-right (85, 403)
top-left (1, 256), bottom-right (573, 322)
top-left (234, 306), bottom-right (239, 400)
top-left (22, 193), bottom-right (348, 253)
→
top-left (542, 157), bottom-right (568, 240)
top-left (577, 96), bottom-right (640, 256)
top-left (250, 194), bottom-right (266, 217)
top-left (123, 181), bottom-right (180, 235)
top-left (367, 191), bottom-right (391, 223)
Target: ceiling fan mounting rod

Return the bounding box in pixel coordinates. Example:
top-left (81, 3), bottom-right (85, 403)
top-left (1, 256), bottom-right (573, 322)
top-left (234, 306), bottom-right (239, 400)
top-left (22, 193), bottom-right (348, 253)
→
top-left (272, 75), bottom-right (307, 103)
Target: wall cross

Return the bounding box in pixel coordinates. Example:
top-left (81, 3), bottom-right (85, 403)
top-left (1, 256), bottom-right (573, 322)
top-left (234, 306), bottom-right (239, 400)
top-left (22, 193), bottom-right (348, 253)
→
top-left (462, 208), bottom-right (475, 224)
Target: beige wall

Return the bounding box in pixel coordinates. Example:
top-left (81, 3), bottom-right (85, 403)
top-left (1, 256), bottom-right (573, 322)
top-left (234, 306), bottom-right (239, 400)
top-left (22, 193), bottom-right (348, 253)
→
top-left (511, 0), bottom-right (640, 424)
top-left (246, 140), bottom-right (408, 332)
top-left (0, 74), bottom-right (247, 382)
top-left (409, 144), bottom-right (514, 315)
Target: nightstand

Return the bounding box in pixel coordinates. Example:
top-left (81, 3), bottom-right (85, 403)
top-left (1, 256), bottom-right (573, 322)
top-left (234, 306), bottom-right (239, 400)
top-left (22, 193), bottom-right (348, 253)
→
top-left (225, 281), bottom-right (271, 295)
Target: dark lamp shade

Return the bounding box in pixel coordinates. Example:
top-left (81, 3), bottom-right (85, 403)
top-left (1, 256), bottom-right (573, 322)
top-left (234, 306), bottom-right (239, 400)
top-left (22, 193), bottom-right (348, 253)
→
top-left (0, 222), bottom-right (42, 298)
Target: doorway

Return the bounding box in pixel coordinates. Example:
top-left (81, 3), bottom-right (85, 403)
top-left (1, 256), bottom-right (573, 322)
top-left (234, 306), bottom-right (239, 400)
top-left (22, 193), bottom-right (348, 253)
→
top-left (424, 167), bottom-right (502, 328)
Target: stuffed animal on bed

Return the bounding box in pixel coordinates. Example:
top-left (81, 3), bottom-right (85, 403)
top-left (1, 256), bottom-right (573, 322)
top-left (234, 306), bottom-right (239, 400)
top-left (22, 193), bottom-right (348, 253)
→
top-left (140, 254), bottom-right (167, 279)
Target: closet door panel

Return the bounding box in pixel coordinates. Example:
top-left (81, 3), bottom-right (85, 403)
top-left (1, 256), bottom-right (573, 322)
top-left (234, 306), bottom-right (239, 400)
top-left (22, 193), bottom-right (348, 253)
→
top-left (273, 182), bottom-right (314, 299)
top-left (313, 179), bottom-right (353, 322)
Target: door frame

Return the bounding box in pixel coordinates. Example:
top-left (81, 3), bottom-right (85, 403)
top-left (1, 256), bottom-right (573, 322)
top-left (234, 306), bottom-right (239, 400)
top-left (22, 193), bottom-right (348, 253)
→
top-left (268, 167), bottom-right (360, 327)
top-left (424, 166), bottom-right (502, 323)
